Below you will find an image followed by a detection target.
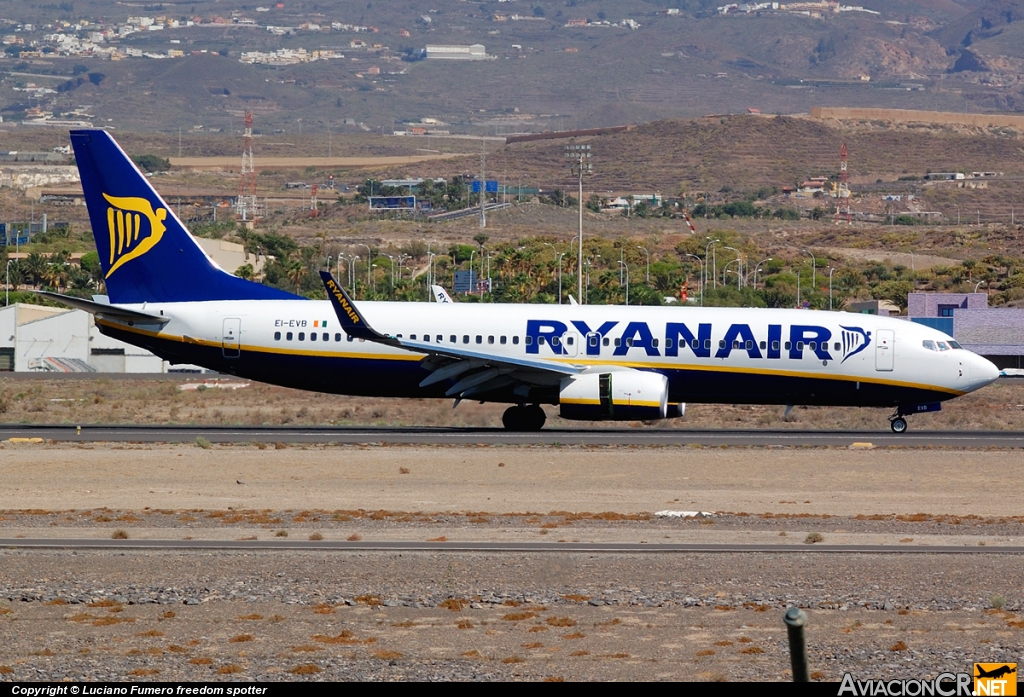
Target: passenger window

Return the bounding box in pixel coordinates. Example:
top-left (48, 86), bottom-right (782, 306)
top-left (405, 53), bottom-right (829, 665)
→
top-left (772, 341), bottom-right (780, 351)
top-left (692, 340), bottom-right (699, 349)
top-left (614, 338), bottom-right (621, 347)
top-left (310, 333), bottom-right (317, 342)
top-left (347, 334), bottom-right (354, 342)
top-left (488, 336), bottom-right (494, 344)
top-left (625, 338), bottom-right (633, 347)
top-left (525, 336), bottom-right (532, 346)
top-left (797, 341), bottom-right (804, 350)
top-left (287, 332), bottom-right (293, 340)
top-left (513, 336), bottom-right (520, 345)
top-left (745, 340), bottom-right (753, 350)
top-left (703, 339), bottom-right (711, 350)
top-left (834, 342), bottom-right (840, 351)
top-left (500, 336), bottom-right (507, 345)
top-left (603, 337), bottom-right (610, 346)
top-left (423, 335), bottom-right (430, 343)
top-left (733, 340), bottom-right (740, 349)
top-left (298, 332), bottom-right (305, 341)
top-left (589, 335), bottom-right (598, 347)
top-left (463, 335), bottom-right (469, 344)
top-left (335, 333), bottom-right (342, 342)
top-left (652, 338), bottom-right (659, 348)
top-left (410, 334), bottom-right (417, 340)
top-left (396, 334), bottom-right (403, 339)
top-left (437, 335), bottom-right (443, 343)
top-left (809, 341), bottom-right (816, 351)
top-left (759, 341), bottom-right (766, 350)
top-left (566, 336), bottom-right (574, 345)
top-left (665, 338), bottom-right (673, 349)
top-left (274, 331), bottom-right (281, 341)
top-left (784, 342), bottom-right (791, 350)
top-left (551, 336), bottom-right (560, 346)
top-left (450, 335), bottom-right (456, 343)
top-left (719, 340), bottom-right (726, 349)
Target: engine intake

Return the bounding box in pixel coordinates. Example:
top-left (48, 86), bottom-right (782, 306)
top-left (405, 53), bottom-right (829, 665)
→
top-left (559, 370), bottom-right (672, 421)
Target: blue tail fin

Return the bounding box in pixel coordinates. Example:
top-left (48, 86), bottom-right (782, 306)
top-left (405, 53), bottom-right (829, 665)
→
top-left (70, 129), bottom-right (300, 304)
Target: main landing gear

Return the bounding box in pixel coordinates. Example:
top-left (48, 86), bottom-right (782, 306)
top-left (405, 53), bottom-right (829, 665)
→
top-left (502, 404), bottom-right (547, 432)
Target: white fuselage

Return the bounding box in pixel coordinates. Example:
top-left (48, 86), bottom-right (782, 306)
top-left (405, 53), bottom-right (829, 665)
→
top-left (98, 300), bottom-right (999, 407)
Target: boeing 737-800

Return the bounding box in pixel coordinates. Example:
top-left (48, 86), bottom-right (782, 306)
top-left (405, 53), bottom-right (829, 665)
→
top-left (42, 129), bottom-right (1000, 432)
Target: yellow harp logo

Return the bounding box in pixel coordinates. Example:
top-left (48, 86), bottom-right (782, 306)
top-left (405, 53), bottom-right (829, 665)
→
top-left (102, 193), bottom-right (167, 278)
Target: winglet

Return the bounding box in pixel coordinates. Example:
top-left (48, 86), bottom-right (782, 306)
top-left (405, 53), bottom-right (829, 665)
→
top-left (319, 271), bottom-right (397, 344)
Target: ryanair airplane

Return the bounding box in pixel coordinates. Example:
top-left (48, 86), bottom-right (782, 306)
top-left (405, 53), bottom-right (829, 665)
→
top-left (45, 129), bottom-right (1000, 433)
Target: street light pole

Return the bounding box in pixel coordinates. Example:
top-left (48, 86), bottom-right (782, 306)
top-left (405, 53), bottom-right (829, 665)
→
top-left (566, 142), bottom-right (592, 304)
top-left (803, 249), bottom-right (815, 291)
top-left (637, 245), bottom-right (650, 284)
top-left (683, 253), bottom-right (703, 306)
top-left (751, 257), bottom-right (772, 290)
top-left (557, 253), bottom-right (565, 304)
top-left (358, 244), bottom-right (372, 298)
top-left (828, 266), bottom-right (835, 310)
top-left (619, 260), bottom-right (629, 306)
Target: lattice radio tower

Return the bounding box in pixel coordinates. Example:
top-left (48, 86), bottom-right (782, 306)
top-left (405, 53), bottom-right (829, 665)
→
top-left (835, 142), bottom-right (851, 223)
top-left (236, 111), bottom-right (258, 221)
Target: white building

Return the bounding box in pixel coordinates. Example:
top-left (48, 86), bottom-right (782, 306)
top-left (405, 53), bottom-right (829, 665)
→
top-left (0, 303), bottom-right (167, 373)
top-left (424, 44), bottom-right (490, 60)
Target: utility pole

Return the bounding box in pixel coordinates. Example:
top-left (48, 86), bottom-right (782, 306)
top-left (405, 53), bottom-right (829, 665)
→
top-left (566, 142), bottom-right (592, 303)
top-left (479, 148), bottom-right (486, 229)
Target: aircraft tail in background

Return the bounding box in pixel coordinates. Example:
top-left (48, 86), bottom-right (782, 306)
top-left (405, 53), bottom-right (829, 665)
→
top-left (69, 129), bottom-right (299, 304)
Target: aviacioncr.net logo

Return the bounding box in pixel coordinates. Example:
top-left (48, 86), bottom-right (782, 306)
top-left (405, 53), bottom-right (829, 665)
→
top-left (102, 193), bottom-right (167, 278)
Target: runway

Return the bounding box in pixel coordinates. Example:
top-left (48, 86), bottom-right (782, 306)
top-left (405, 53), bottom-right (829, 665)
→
top-left (2, 539), bottom-right (1023, 554)
top-left (3, 423), bottom-right (1024, 446)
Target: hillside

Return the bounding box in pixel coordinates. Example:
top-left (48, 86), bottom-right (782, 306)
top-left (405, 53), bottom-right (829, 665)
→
top-left (3, 0), bottom-right (1024, 135)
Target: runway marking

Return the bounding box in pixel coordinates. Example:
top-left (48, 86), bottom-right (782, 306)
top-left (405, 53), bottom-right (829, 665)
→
top-left (1, 539), bottom-right (1023, 554)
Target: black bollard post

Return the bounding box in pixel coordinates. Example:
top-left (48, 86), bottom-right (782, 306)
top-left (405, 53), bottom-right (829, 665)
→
top-left (784, 607), bottom-right (810, 682)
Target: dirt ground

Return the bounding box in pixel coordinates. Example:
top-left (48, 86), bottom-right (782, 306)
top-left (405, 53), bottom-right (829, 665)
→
top-left (1, 441), bottom-right (1022, 682)
top-left (3, 375), bottom-right (1024, 431)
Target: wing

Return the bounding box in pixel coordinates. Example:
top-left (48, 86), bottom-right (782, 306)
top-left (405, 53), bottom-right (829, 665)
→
top-left (320, 271), bottom-right (581, 402)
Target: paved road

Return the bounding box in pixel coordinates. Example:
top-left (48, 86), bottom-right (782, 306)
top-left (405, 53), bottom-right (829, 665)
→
top-left (3, 424), bottom-right (1024, 447)
top-left (1, 539), bottom-right (1023, 554)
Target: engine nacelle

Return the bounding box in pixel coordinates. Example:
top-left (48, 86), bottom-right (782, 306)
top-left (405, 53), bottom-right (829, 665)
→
top-left (559, 370), bottom-right (671, 421)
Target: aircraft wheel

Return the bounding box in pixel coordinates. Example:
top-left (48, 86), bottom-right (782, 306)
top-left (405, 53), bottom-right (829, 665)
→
top-left (523, 405), bottom-right (547, 431)
top-left (502, 406), bottom-right (524, 431)
top-left (890, 417), bottom-right (908, 434)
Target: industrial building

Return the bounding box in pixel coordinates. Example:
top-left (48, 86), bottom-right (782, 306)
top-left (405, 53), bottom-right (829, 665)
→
top-left (0, 303), bottom-right (166, 372)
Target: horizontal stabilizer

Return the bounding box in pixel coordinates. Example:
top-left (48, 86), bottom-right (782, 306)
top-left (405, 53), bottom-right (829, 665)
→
top-left (35, 291), bottom-right (170, 325)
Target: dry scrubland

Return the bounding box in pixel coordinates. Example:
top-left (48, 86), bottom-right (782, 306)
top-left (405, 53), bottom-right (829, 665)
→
top-left (2, 376), bottom-right (1023, 431)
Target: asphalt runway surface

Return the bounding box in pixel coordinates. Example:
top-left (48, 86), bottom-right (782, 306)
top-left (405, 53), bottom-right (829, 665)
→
top-left (1, 539), bottom-right (1023, 554)
top-left (3, 423), bottom-right (1024, 446)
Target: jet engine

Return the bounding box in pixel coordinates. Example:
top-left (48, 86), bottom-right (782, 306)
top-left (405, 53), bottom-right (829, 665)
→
top-left (559, 370), bottom-right (680, 421)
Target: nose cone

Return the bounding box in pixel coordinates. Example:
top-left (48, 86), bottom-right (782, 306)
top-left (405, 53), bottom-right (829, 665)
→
top-left (968, 352), bottom-right (1000, 391)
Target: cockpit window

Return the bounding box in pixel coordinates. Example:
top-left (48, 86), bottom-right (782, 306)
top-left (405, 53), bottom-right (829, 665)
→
top-left (948, 340), bottom-right (963, 349)
top-left (937, 341), bottom-right (950, 351)
top-left (922, 340), bottom-right (936, 351)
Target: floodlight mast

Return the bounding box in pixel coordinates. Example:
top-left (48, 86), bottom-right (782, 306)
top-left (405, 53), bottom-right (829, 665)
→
top-left (565, 143), bottom-right (592, 302)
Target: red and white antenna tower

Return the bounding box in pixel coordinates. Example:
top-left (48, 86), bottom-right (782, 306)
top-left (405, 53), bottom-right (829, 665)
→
top-left (835, 142), bottom-right (851, 223)
top-left (236, 111), bottom-right (258, 221)
top-left (310, 183), bottom-right (319, 218)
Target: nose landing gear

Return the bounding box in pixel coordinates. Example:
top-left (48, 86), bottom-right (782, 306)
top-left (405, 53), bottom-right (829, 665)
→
top-left (889, 416), bottom-right (908, 434)
top-left (888, 402), bottom-right (942, 434)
